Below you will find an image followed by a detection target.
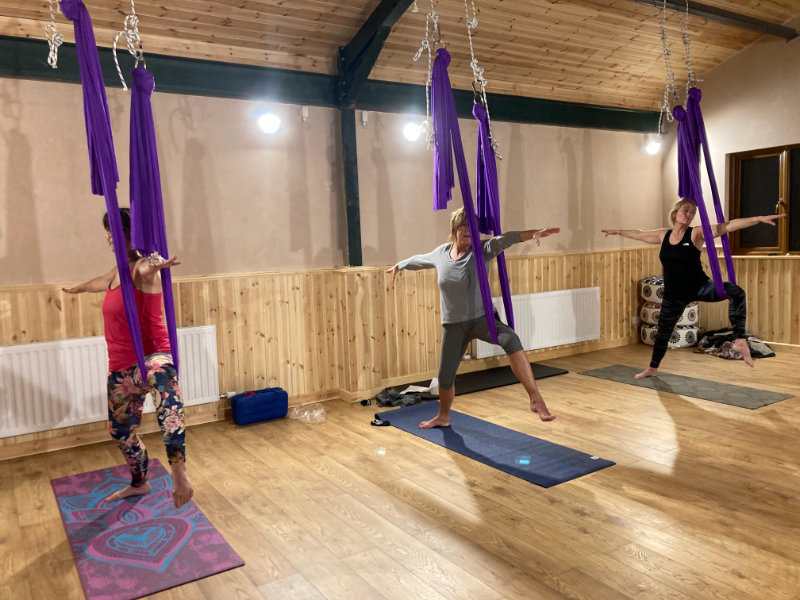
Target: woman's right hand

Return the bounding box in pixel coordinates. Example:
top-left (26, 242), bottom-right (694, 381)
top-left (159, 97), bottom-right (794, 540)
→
top-left (62, 285), bottom-right (83, 294)
top-left (601, 229), bottom-right (620, 237)
top-left (385, 263), bottom-right (400, 283)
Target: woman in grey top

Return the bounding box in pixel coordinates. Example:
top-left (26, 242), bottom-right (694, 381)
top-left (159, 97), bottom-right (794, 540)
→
top-left (386, 208), bottom-right (560, 428)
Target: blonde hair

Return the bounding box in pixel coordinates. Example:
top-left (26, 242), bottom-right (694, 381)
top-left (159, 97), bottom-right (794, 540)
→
top-left (669, 199), bottom-right (696, 225)
top-left (449, 207), bottom-right (467, 242)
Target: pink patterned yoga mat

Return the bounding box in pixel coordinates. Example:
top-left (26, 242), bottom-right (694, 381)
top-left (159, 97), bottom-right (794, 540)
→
top-left (51, 458), bottom-right (244, 600)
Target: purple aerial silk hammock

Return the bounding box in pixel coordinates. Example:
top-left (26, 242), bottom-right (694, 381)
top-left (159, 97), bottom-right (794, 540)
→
top-left (60, 0), bottom-right (148, 378)
top-left (129, 67), bottom-right (179, 374)
top-left (473, 103), bottom-right (514, 330)
top-left (431, 48), bottom-right (512, 342)
top-left (673, 87), bottom-right (736, 298)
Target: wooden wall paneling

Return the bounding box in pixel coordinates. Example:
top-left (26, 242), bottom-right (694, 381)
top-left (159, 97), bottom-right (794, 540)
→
top-left (786, 261), bottom-right (800, 344)
top-left (277, 274), bottom-right (295, 395)
top-left (382, 270), bottom-right (398, 381)
top-left (5, 250), bottom-right (799, 458)
top-left (246, 275), bottom-right (266, 391)
top-left (333, 271), bottom-right (346, 392)
top-left (306, 273), bottom-right (322, 394)
top-left (308, 272), bottom-right (333, 397)
top-left (235, 277), bottom-right (254, 392)
top-left (260, 274), bottom-right (278, 389)
top-left (769, 259), bottom-right (784, 342)
top-left (403, 270), bottom-right (420, 377)
top-left (791, 259), bottom-right (800, 345)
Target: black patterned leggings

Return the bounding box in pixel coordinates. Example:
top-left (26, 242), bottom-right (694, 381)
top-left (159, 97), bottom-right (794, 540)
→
top-left (650, 280), bottom-right (747, 368)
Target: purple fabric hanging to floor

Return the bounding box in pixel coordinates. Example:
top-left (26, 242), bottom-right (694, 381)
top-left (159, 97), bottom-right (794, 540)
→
top-left (60, 0), bottom-right (148, 377)
top-left (673, 87), bottom-right (735, 299)
top-left (474, 103), bottom-right (514, 330)
top-left (129, 67), bottom-right (179, 373)
top-left (430, 48), bottom-right (499, 343)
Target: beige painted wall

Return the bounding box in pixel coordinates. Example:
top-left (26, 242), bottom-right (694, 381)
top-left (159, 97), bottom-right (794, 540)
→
top-left (0, 77), bottom-right (346, 286)
top-left (0, 75), bottom-right (665, 286)
top-left (357, 111), bottom-right (665, 266)
top-left (661, 21), bottom-right (800, 223)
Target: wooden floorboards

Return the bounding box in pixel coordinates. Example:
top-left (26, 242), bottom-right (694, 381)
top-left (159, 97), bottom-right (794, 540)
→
top-left (2, 343), bottom-right (800, 600)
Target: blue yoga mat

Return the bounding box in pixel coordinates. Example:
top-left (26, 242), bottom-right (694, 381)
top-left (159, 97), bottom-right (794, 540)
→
top-left (375, 402), bottom-right (614, 488)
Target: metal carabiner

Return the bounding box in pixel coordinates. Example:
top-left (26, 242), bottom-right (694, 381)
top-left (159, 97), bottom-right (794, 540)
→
top-left (472, 80), bottom-right (485, 105)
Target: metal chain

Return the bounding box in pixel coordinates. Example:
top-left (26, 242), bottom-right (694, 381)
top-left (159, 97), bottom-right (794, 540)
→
top-left (681, 0), bottom-right (702, 103)
top-left (45, 0), bottom-right (63, 69)
top-left (657, 0), bottom-right (679, 133)
top-left (413, 0), bottom-right (441, 149)
top-left (113, 0), bottom-right (147, 90)
top-left (464, 0), bottom-right (500, 158)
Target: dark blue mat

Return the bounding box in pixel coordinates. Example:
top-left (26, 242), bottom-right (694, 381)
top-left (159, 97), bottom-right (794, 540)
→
top-left (375, 402), bottom-right (614, 488)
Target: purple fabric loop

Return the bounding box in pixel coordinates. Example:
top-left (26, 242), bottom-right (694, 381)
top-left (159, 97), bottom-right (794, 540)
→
top-left (473, 103), bottom-right (514, 330)
top-left (130, 67), bottom-right (179, 374)
top-left (673, 87), bottom-right (735, 298)
top-left (431, 48), bottom-right (501, 343)
top-left (62, 0), bottom-right (148, 378)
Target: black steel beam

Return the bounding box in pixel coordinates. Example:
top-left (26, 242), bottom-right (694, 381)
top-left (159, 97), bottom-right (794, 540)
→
top-left (340, 108), bottom-right (363, 267)
top-left (0, 35), bottom-right (659, 131)
top-left (337, 0), bottom-right (415, 108)
top-left (632, 0), bottom-right (797, 40)
top-left (0, 35), bottom-right (339, 105)
top-left (339, 0), bottom-right (415, 72)
top-left (358, 80), bottom-right (661, 132)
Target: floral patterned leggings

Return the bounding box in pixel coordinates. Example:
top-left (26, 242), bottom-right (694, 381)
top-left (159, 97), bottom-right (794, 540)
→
top-left (107, 352), bottom-right (186, 488)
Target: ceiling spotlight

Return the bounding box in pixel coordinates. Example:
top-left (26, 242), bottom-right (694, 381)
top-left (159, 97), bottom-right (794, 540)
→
top-left (644, 135), bottom-right (662, 155)
top-left (403, 121), bottom-right (422, 142)
top-left (258, 113), bottom-right (281, 134)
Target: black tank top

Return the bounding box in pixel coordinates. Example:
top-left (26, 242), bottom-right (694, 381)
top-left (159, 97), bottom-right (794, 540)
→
top-left (659, 227), bottom-right (709, 300)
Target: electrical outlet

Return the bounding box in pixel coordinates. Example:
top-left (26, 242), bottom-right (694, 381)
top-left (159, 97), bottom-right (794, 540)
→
top-left (632, 316), bottom-right (640, 325)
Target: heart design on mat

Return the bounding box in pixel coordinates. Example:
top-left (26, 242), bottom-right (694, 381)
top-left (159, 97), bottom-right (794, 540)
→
top-left (87, 517), bottom-right (194, 571)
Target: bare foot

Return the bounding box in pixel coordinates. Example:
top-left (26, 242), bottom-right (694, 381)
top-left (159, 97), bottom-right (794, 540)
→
top-left (732, 338), bottom-right (755, 367)
top-left (419, 416), bottom-right (450, 429)
top-left (171, 462), bottom-right (194, 508)
top-left (635, 367), bottom-right (658, 379)
top-left (105, 481), bottom-right (151, 503)
top-left (530, 393), bottom-right (556, 422)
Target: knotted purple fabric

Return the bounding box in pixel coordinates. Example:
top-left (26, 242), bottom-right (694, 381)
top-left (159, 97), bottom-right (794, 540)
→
top-left (474, 103), bottom-right (514, 330)
top-left (130, 67), bottom-right (179, 373)
top-left (431, 48), bottom-right (501, 343)
top-left (673, 87), bottom-right (736, 298)
top-left (61, 0), bottom-right (148, 377)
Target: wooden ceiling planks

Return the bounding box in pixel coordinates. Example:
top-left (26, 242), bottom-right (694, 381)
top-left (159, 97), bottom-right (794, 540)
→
top-left (0, 0), bottom-right (797, 109)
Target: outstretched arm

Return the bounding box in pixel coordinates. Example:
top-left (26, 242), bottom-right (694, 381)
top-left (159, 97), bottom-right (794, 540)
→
top-left (135, 253), bottom-right (182, 291)
top-left (520, 228), bottom-right (560, 246)
top-left (602, 228), bottom-right (666, 245)
top-left (62, 267), bottom-right (117, 294)
top-left (385, 249), bottom-right (438, 284)
top-left (710, 214), bottom-right (786, 238)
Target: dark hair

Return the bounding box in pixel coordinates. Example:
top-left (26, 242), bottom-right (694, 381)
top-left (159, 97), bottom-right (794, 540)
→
top-left (103, 208), bottom-right (131, 234)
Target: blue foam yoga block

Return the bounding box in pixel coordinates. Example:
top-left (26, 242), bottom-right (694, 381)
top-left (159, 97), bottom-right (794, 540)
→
top-left (230, 387), bottom-right (288, 426)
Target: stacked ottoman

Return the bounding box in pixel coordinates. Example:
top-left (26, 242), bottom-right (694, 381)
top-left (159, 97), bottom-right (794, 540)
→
top-left (639, 275), bottom-right (699, 348)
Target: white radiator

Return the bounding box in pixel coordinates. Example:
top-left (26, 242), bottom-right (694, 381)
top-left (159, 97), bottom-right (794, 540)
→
top-left (475, 287), bottom-right (601, 359)
top-left (0, 325), bottom-right (219, 439)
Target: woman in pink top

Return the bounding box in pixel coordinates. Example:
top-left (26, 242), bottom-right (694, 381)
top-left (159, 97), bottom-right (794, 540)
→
top-left (63, 208), bottom-right (193, 509)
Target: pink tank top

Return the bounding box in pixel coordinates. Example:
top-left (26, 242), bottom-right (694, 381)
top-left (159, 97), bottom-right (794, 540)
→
top-left (102, 277), bottom-right (171, 371)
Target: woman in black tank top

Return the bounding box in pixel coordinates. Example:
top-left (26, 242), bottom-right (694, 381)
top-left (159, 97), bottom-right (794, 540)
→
top-left (602, 199), bottom-right (784, 378)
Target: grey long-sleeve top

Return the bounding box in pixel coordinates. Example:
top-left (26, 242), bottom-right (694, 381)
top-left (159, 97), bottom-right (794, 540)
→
top-left (397, 231), bottom-right (523, 324)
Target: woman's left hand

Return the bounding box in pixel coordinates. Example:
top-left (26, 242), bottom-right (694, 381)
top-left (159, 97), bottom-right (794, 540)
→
top-left (143, 253), bottom-right (181, 275)
top-left (757, 214), bottom-right (787, 226)
top-left (532, 227), bottom-right (560, 246)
